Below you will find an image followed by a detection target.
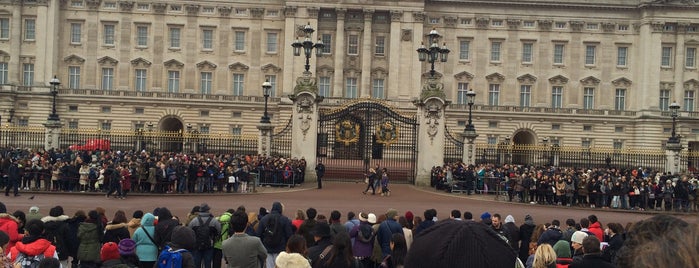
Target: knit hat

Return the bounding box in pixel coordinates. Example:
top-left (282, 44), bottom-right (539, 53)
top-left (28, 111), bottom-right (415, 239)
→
top-left (553, 240), bottom-right (571, 258)
top-left (29, 206), bottom-right (39, 213)
top-left (386, 209), bottom-right (398, 220)
top-left (118, 238), bottom-right (137, 255)
top-left (480, 212), bottom-right (491, 221)
top-left (49, 206), bottom-right (64, 217)
top-left (368, 213), bottom-right (377, 224)
top-left (505, 215), bottom-right (515, 224)
top-left (100, 242), bottom-right (121, 261)
top-left (405, 220), bottom-right (517, 268)
top-left (524, 215), bottom-right (534, 225)
top-left (358, 212), bottom-right (368, 222)
top-left (405, 211), bottom-right (414, 222)
top-left (199, 203), bottom-right (211, 213)
top-left (571, 231), bottom-right (588, 244)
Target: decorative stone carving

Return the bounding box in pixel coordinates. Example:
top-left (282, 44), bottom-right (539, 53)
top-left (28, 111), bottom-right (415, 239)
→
top-left (251, 8), bottom-right (264, 18)
top-left (296, 94), bottom-right (314, 139)
top-left (306, 7), bottom-right (318, 18)
top-left (650, 21), bottom-right (665, 32)
top-left (454, 71), bottom-right (474, 81)
top-left (371, 67), bottom-right (388, 79)
top-left (261, 63), bottom-right (282, 73)
top-left (684, 79), bottom-right (699, 91)
top-left (284, 6), bottom-right (297, 17)
top-left (336, 8), bottom-right (346, 19)
top-left (97, 56), bottom-right (118, 66)
top-left (185, 4), bottom-right (200, 15)
top-left (660, 82), bottom-right (675, 90)
top-left (196, 60), bottom-right (217, 70)
top-left (419, 77), bottom-right (446, 101)
top-left (152, 3), bottom-right (166, 13)
top-left (64, 54), bottom-right (85, 65)
top-left (130, 57), bottom-right (152, 67)
top-left (293, 72), bottom-right (318, 95)
top-left (476, 17), bottom-right (489, 28)
top-left (445, 16), bottom-right (457, 27)
top-left (538, 19), bottom-right (553, 30)
top-left (401, 29), bottom-right (412, 41)
top-left (580, 76), bottom-right (601, 86)
top-left (164, 59), bottom-right (184, 69)
top-left (486, 73), bottom-right (505, 83)
top-left (611, 77), bottom-right (632, 87)
top-left (424, 98), bottom-right (443, 143)
top-left (228, 62), bottom-right (249, 72)
top-left (218, 6), bottom-right (232, 16)
top-left (413, 12), bottom-right (425, 22)
top-left (517, 74), bottom-right (537, 84)
top-left (86, 0), bottom-right (101, 9)
top-left (549, 75), bottom-right (569, 85)
top-left (507, 19), bottom-right (521, 30)
top-left (390, 10), bottom-right (402, 22)
top-left (119, 1), bottom-right (134, 11)
top-left (570, 21), bottom-right (584, 31)
top-left (601, 22), bottom-right (615, 32)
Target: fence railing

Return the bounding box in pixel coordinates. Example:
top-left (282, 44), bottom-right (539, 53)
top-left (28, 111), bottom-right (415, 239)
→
top-left (0, 126), bottom-right (258, 155)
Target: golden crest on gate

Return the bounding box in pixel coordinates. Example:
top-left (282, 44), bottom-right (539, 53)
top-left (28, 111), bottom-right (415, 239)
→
top-left (335, 119), bottom-right (360, 146)
top-left (375, 119), bottom-right (399, 146)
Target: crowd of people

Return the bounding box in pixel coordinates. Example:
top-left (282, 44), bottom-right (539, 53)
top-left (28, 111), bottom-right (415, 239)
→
top-left (0, 201), bottom-right (696, 268)
top-left (0, 149), bottom-right (307, 197)
top-left (432, 162), bottom-right (699, 213)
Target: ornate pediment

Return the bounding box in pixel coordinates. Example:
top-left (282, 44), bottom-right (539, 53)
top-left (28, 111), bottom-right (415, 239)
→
top-left (660, 81), bottom-right (675, 91)
top-left (580, 76), bottom-right (600, 86)
top-left (163, 59), bottom-right (184, 69)
top-left (517, 74), bottom-right (537, 84)
top-left (130, 57), bottom-right (152, 67)
top-left (261, 63), bottom-right (281, 73)
top-left (228, 62), bottom-right (249, 72)
top-left (97, 56), bottom-right (118, 66)
top-left (454, 71), bottom-right (474, 81)
top-left (63, 54), bottom-right (85, 65)
top-left (548, 75), bottom-right (569, 85)
top-left (685, 79), bottom-right (699, 91)
top-left (317, 65), bottom-right (334, 77)
top-left (612, 77), bottom-right (632, 87)
top-left (0, 50), bottom-right (9, 62)
top-left (485, 72), bottom-right (505, 83)
top-left (196, 60), bottom-right (217, 70)
top-left (371, 67), bottom-right (388, 78)
top-left (343, 67), bottom-right (361, 76)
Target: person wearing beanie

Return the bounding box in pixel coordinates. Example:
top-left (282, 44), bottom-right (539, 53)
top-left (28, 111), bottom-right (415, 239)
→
top-left (518, 215), bottom-right (536, 263)
top-left (165, 226), bottom-right (196, 268)
top-left (8, 220), bottom-right (59, 263)
top-left (307, 222), bottom-right (333, 265)
top-left (132, 213), bottom-right (158, 268)
top-left (570, 231), bottom-right (588, 263)
top-left (569, 236), bottom-right (615, 268)
top-left (26, 206), bottom-right (43, 223)
top-left (41, 206), bottom-right (71, 266)
top-left (503, 215), bottom-right (520, 251)
top-left (118, 238), bottom-right (140, 268)
top-left (221, 211), bottom-right (266, 268)
top-left (100, 242), bottom-right (123, 268)
top-left (187, 203), bottom-right (221, 268)
top-left (403, 211), bottom-right (414, 229)
top-left (405, 220), bottom-right (520, 268)
top-left (0, 202), bottom-right (22, 251)
top-left (348, 212), bottom-right (374, 267)
top-left (376, 209), bottom-right (403, 258)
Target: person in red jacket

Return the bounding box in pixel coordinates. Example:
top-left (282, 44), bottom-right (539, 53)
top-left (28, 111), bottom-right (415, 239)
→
top-left (0, 202), bottom-right (22, 250)
top-left (8, 219), bottom-right (59, 262)
top-left (586, 215), bottom-right (604, 242)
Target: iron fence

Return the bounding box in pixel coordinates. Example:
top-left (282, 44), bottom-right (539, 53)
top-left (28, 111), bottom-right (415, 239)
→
top-left (0, 125), bottom-right (45, 151)
top-left (444, 127), bottom-right (463, 164)
top-left (271, 117), bottom-right (293, 157)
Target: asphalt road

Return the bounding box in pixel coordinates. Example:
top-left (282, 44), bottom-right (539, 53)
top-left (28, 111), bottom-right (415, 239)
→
top-left (2, 182), bottom-right (696, 226)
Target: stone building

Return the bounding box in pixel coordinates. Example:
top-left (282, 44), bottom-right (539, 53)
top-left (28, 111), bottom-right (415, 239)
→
top-left (0, 0), bottom-right (698, 156)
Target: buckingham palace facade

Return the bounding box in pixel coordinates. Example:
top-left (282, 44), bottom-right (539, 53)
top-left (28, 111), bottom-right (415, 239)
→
top-left (0, 0), bottom-right (698, 153)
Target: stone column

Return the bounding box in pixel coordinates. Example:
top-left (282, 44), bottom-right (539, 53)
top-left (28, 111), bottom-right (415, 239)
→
top-left (290, 72), bottom-right (323, 181)
top-left (665, 141), bottom-right (683, 175)
top-left (332, 8), bottom-right (346, 97)
top-left (388, 10), bottom-right (402, 100)
top-left (257, 123), bottom-right (273, 156)
top-left (413, 77), bottom-right (448, 186)
top-left (359, 9), bottom-right (374, 97)
top-left (462, 131), bottom-right (478, 166)
top-left (44, 119), bottom-right (61, 151)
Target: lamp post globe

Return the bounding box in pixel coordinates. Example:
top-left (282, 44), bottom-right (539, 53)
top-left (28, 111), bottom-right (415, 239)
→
top-left (48, 75), bottom-right (60, 121)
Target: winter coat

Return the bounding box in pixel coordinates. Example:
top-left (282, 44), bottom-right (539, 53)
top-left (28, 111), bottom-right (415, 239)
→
top-left (376, 219), bottom-right (403, 258)
top-left (256, 202), bottom-right (293, 254)
top-left (41, 215), bottom-right (71, 260)
top-left (275, 252), bottom-right (311, 268)
top-left (8, 237), bottom-right (57, 262)
top-left (587, 222), bottom-right (604, 242)
top-left (126, 217), bottom-right (141, 237)
top-left (0, 214), bottom-right (21, 250)
top-left (214, 211), bottom-right (233, 249)
top-left (77, 222), bottom-right (102, 262)
top-left (132, 213), bottom-right (158, 262)
top-left (102, 223), bottom-right (130, 244)
top-left (166, 226), bottom-right (195, 268)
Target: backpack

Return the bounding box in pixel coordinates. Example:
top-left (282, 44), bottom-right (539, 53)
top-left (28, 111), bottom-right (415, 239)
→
top-left (356, 224), bottom-right (374, 243)
top-left (193, 217), bottom-right (217, 250)
top-left (262, 214), bottom-right (283, 248)
top-left (157, 246), bottom-right (188, 268)
top-left (14, 253), bottom-right (45, 268)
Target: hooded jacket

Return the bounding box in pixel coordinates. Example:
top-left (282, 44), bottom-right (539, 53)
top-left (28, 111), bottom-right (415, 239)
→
top-left (0, 213), bottom-right (21, 250)
top-left (168, 226), bottom-right (195, 268)
top-left (587, 222), bottom-right (604, 242)
top-left (77, 222), bottom-right (102, 262)
top-left (41, 215), bottom-right (70, 260)
top-left (154, 208), bottom-right (180, 249)
top-left (132, 213), bottom-right (158, 262)
top-left (214, 211), bottom-right (232, 249)
top-left (275, 252), bottom-right (311, 268)
top-left (256, 202), bottom-right (293, 254)
top-left (9, 237), bottom-right (57, 262)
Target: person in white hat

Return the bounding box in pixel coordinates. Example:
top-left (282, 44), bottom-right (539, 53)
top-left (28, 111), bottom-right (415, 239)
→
top-left (571, 231), bottom-right (588, 262)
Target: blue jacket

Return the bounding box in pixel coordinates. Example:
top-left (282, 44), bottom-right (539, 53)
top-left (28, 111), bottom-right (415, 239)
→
top-left (256, 202), bottom-right (293, 254)
top-left (132, 213), bottom-right (158, 261)
top-left (376, 219), bottom-right (403, 258)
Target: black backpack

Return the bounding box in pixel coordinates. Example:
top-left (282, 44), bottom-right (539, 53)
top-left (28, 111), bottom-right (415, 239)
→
top-left (193, 217), bottom-right (218, 250)
top-left (262, 214), bottom-right (283, 248)
top-left (356, 224), bottom-right (374, 243)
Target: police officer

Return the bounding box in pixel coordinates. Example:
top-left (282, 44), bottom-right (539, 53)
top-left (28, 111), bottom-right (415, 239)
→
top-left (5, 158), bottom-right (20, 197)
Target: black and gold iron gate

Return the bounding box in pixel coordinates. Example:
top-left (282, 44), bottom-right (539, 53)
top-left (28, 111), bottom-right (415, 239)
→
top-left (317, 100), bottom-right (418, 183)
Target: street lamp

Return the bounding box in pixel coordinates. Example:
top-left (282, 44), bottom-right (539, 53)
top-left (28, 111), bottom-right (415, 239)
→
top-left (291, 22), bottom-right (325, 73)
top-left (7, 108), bottom-right (14, 123)
top-left (669, 101), bottom-right (681, 143)
top-left (416, 28), bottom-right (450, 78)
top-left (260, 80), bottom-right (272, 123)
top-left (464, 90), bottom-right (476, 132)
top-left (48, 75), bottom-right (60, 121)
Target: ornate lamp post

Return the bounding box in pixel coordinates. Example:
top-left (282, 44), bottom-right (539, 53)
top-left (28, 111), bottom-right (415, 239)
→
top-left (416, 28), bottom-right (450, 78)
top-left (669, 102), bottom-right (681, 144)
top-left (48, 76), bottom-right (60, 121)
top-left (260, 80), bottom-right (272, 124)
top-left (465, 90), bottom-right (476, 132)
top-left (291, 22), bottom-right (325, 73)
top-left (462, 90), bottom-right (478, 165)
